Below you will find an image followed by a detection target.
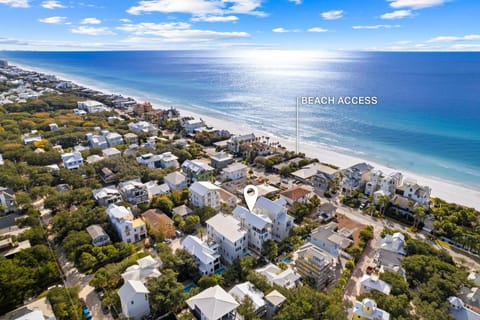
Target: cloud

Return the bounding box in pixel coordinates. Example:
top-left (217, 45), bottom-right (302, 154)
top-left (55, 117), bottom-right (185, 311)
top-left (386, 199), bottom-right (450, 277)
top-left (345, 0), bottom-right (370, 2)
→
top-left (117, 22), bottom-right (249, 42)
top-left (381, 9), bottom-right (413, 19)
top-left (289, 0), bottom-right (302, 4)
top-left (308, 27), bottom-right (328, 33)
top-left (119, 18), bottom-right (132, 23)
top-left (427, 34), bottom-right (480, 42)
top-left (321, 10), bottom-right (344, 20)
top-left (271, 27), bottom-right (300, 33)
top-left (352, 24), bottom-right (400, 29)
top-left (127, 0), bottom-right (266, 17)
top-left (71, 26), bottom-right (116, 35)
top-left (387, 0), bottom-right (448, 9)
top-left (81, 17), bottom-right (102, 24)
top-left (38, 16), bottom-right (68, 24)
top-left (0, 0), bottom-right (29, 8)
top-left (191, 15), bottom-right (238, 22)
top-left (0, 37), bottom-right (28, 45)
top-left (450, 44), bottom-right (480, 50)
top-left (41, 0), bottom-right (64, 9)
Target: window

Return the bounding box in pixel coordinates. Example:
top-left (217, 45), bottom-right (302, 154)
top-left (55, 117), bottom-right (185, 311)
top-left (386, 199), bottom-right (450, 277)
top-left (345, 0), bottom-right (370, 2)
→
top-left (131, 301), bottom-right (134, 305)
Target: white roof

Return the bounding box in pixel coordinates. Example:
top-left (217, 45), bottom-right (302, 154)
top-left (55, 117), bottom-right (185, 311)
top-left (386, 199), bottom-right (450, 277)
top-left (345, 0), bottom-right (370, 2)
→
top-left (164, 171), bottom-right (187, 185)
top-left (122, 256), bottom-right (161, 283)
top-left (360, 274), bottom-right (392, 295)
top-left (229, 281), bottom-right (265, 311)
top-left (182, 159), bottom-right (214, 173)
top-left (61, 151), bottom-right (82, 162)
top-left (223, 162), bottom-right (248, 173)
top-left (102, 147), bottom-right (121, 156)
top-left (79, 100), bottom-right (104, 107)
top-left (182, 235), bottom-right (219, 265)
top-left (233, 205), bottom-right (272, 230)
top-left (255, 263), bottom-right (300, 288)
top-left (186, 285), bottom-right (239, 320)
top-left (265, 290), bottom-right (286, 306)
top-left (107, 204), bottom-right (133, 220)
top-left (190, 181), bottom-right (219, 196)
top-left (14, 310), bottom-right (45, 320)
top-left (118, 280), bottom-right (149, 301)
top-left (93, 186), bottom-right (120, 199)
top-left (210, 152), bottom-right (233, 162)
top-left (381, 232), bottom-right (406, 255)
top-left (353, 299), bottom-right (390, 320)
top-left (206, 213), bottom-right (246, 243)
top-left (254, 196), bottom-right (284, 217)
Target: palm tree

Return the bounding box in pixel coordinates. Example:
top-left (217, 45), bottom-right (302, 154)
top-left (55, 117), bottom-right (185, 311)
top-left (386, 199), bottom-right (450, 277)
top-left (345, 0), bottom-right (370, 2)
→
top-left (377, 194), bottom-right (391, 216)
top-left (413, 205), bottom-right (427, 229)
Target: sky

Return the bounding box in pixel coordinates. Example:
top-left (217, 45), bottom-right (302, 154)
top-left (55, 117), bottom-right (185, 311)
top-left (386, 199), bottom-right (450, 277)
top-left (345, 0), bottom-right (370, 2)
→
top-left (0, 0), bottom-right (479, 51)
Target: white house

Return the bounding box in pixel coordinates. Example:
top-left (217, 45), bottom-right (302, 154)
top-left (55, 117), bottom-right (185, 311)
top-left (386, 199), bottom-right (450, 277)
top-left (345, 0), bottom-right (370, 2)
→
top-left (182, 118), bottom-right (205, 134)
top-left (0, 187), bottom-right (16, 213)
top-left (353, 298), bottom-right (390, 320)
top-left (206, 213), bottom-right (248, 265)
top-left (105, 132), bottom-right (124, 146)
top-left (136, 152), bottom-right (179, 169)
top-left (121, 255), bottom-right (162, 283)
top-left (61, 152), bottom-right (84, 170)
top-left (359, 274), bottom-right (391, 295)
top-left (401, 180), bottom-right (431, 206)
top-left (380, 232), bottom-right (406, 255)
top-left (119, 179), bottom-right (149, 205)
top-left (77, 100), bottom-right (109, 113)
top-left (229, 282), bottom-right (266, 318)
top-left (210, 151), bottom-right (234, 169)
top-left (227, 133), bottom-right (256, 153)
top-left (164, 171), bottom-right (188, 191)
top-left (86, 133), bottom-right (108, 149)
top-left (182, 235), bottom-right (221, 276)
top-left (118, 280), bottom-right (150, 320)
top-left (128, 121), bottom-right (157, 135)
top-left (365, 170), bottom-right (403, 196)
top-left (186, 285), bottom-right (239, 320)
top-left (255, 263), bottom-right (300, 289)
top-left (92, 186), bottom-right (122, 206)
top-left (102, 147), bottom-right (122, 159)
top-left (145, 181), bottom-right (169, 199)
top-left (309, 222), bottom-right (353, 258)
top-left (222, 162), bottom-right (248, 181)
top-left (86, 224), bottom-right (110, 246)
top-left (233, 205), bottom-right (272, 253)
top-left (189, 181), bottom-right (221, 210)
top-left (448, 296), bottom-right (480, 320)
top-left (254, 197), bottom-right (294, 242)
top-left (107, 204), bottom-right (147, 243)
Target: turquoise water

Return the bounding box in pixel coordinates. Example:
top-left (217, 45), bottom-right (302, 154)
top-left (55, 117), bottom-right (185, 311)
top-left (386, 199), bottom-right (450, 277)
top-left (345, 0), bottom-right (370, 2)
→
top-left (184, 283), bottom-right (197, 293)
top-left (1, 51), bottom-right (479, 190)
top-left (215, 267), bottom-right (226, 275)
top-left (282, 257), bottom-right (292, 264)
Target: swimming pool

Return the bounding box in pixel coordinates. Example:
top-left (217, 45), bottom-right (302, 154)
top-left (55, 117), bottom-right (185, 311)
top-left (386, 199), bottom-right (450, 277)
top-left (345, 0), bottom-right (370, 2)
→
top-left (184, 283), bottom-right (197, 293)
top-left (215, 267), bottom-right (226, 275)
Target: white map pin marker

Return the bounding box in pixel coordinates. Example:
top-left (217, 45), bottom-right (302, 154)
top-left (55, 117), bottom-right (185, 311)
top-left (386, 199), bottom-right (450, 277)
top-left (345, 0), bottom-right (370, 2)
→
top-left (244, 185), bottom-right (259, 212)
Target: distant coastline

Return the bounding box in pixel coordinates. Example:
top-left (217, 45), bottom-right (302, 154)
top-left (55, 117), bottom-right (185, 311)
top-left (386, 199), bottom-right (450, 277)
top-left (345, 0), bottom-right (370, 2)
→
top-left (4, 57), bottom-right (480, 210)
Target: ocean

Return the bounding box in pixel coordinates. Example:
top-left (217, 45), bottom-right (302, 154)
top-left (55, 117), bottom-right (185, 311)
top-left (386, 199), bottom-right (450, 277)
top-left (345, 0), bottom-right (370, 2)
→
top-left (1, 50), bottom-right (479, 189)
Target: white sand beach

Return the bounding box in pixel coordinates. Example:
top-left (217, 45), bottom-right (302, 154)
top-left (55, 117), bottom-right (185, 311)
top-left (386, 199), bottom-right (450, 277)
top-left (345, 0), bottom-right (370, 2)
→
top-left (10, 62), bottom-right (480, 210)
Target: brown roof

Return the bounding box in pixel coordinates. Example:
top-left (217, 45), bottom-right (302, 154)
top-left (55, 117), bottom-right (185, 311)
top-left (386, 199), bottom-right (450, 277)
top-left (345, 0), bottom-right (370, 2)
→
top-left (280, 186), bottom-right (311, 201)
top-left (141, 209), bottom-right (176, 238)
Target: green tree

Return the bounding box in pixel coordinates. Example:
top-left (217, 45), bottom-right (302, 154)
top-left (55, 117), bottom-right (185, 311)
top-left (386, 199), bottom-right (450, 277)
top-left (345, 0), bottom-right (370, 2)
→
top-left (152, 195), bottom-right (174, 214)
top-left (237, 296), bottom-right (260, 320)
top-left (198, 274), bottom-right (224, 289)
top-left (262, 239), bottom-right (279, 261)
top-left (47, 287), bottom-right (83, 320)
top-left (413, 205), bottom-right (427, 229)
top-left (147, 269), bottom-right (186, 316)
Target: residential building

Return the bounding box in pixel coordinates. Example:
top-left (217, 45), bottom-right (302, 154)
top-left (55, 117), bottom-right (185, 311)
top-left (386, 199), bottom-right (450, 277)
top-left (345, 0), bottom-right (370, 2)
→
top-left (227, 133), bottom-right (256, 154)
top-left (49, 123), bottom-right (59, 131)
top-left (128, 121), bottom-right (158, 135)
top-left (255, 263), bottom-right (300, 289)
top-left (233, 205), bottom-right (272, 253)
top-left (119, 179), bottom-right (149, 205)
top-left (164, 171), bottom-right (188, 191)
top-left (145, 181), bottom-right (169, 199)
top-left (448, 296), bottom-right (480, 320)
top-left (0, 187), bottom-right (16, 213)
top-left (317, 203), bottom-right (337, 223)
top-left (229, 282), bottom-right (266, 318)
top-left (86, 133), bottom-right (108, 149)
top-left (141, 209), bottom-right (176, 239)
top-left (102, 147), bottom-right (122, 159)
top-left (265, 290), bottom-right (286, 320)
top-left (189, 181), bottom-right (221, 210)
top-left (182, 235), bottom-right (221, 276)
top-left (375, 248), bottom-right (405, 278)
top-left (182, 159), bottom-right (215, 184)
top-left (172, 204), bottom-right (193, 218)
top-left (86, 154), bottom-right (104, 164)
top-left (222, 162), bottom-right (248, 181)
top-left (218, 188), bottom-right (238, 208)
top-left (352, 298), bottom-right (390, 320)
top-left (309, 222), bottom-right (353, 257)
top-left (186, 285), bottom-right (239, 320)
top-left (124, 132), bottom-right (139, 145)
top-left (182, 118), bottom-right (205, 134)
top-left (206, 213), bottom-right (248, 265)
top-left (121, 255), bottom-right (162, 283)
top-left (22, 133), bottom-right (42, 145)
top-left (107, 204), bottom-right (147, 243)
top-left (254, 197), bottom-right (294, 242)
top-left (359, 274), bottom-right (392, 295)
top-left (136, 152), bottom-right (179, 169)
top-left (342, 162), bottom-right (374, 194)
top-left (159, 152), bottom-right (179, 168)
top-left (380, 233), bottom-right (406, 255)
top-left (365, 170), bottom-right (403, 196)
top-left (279, 185), bottom-right (312, 205)
top-left (86, 224), bottom-right (111, 246)
top-left (99, 167), bottom-right (118, 184)
top-left (77, 100), bottom-right (109, 113)
top-left (105, 131), bottom-right (124, 147)
top-left (390, 194), bottom-right (416, 215)
top-left (118, 280), bottom-right (150, 320)
top-left (295, 243), bottom-right (336, 290)
top-left (210, 151), bottom-right (234, 169)
top-left (61, 152), bottom-right (84, 170)
top-left (400, 180), bottom-right (431, 206)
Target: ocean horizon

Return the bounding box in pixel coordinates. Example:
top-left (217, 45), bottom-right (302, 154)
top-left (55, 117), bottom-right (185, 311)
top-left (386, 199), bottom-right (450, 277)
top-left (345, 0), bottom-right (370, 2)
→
top-left (2, 50), bottom-right (480, 191)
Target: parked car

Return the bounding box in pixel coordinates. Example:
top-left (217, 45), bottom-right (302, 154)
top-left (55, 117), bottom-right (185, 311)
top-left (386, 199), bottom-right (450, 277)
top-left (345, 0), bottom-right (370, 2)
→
top-left (80, 298), bottom-right (92, 319)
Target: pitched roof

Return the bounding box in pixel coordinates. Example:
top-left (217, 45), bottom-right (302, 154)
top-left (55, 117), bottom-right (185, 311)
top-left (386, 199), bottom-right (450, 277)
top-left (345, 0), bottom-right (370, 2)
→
top-left (86, 224), bottom-right (108, 239)
top-left (265, 290), bottom-right (286, 306)
top-left (206, 213), bottom-right (246, 243)
top-left (229, 282), bottom-right (265, 311)
top-left (141, 209), bottom-right (176, 238)
top-left (182, 235), bottom-right (219, 265)
top-left (164, 171), bottom-right (187, 185)
top-left (280, 186), bottom-right (311, 201)
top-left (233, 205), bottom-right (271, 230)
top-left (190, 181), bottom-right (219, 196)
top-left (186, 285), bottom-right (239, 320)
top-left (118, 280), bottom-right (149, 301)
top-left (223, 162), bottom-right (248, 173)
top-left (360, 274), bottom-right (392, 295)
top-left (172, 204), bottom-right (193, 217)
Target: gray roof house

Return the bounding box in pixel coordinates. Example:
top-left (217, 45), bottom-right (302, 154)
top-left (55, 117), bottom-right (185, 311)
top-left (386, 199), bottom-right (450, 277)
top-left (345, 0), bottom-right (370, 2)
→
top-left (86, 224), bottom-right (111, 246)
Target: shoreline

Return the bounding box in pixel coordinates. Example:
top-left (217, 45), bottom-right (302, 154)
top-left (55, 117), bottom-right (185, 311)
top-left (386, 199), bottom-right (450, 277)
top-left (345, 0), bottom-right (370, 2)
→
top-left (7, 61), bottom-right (480, 210)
